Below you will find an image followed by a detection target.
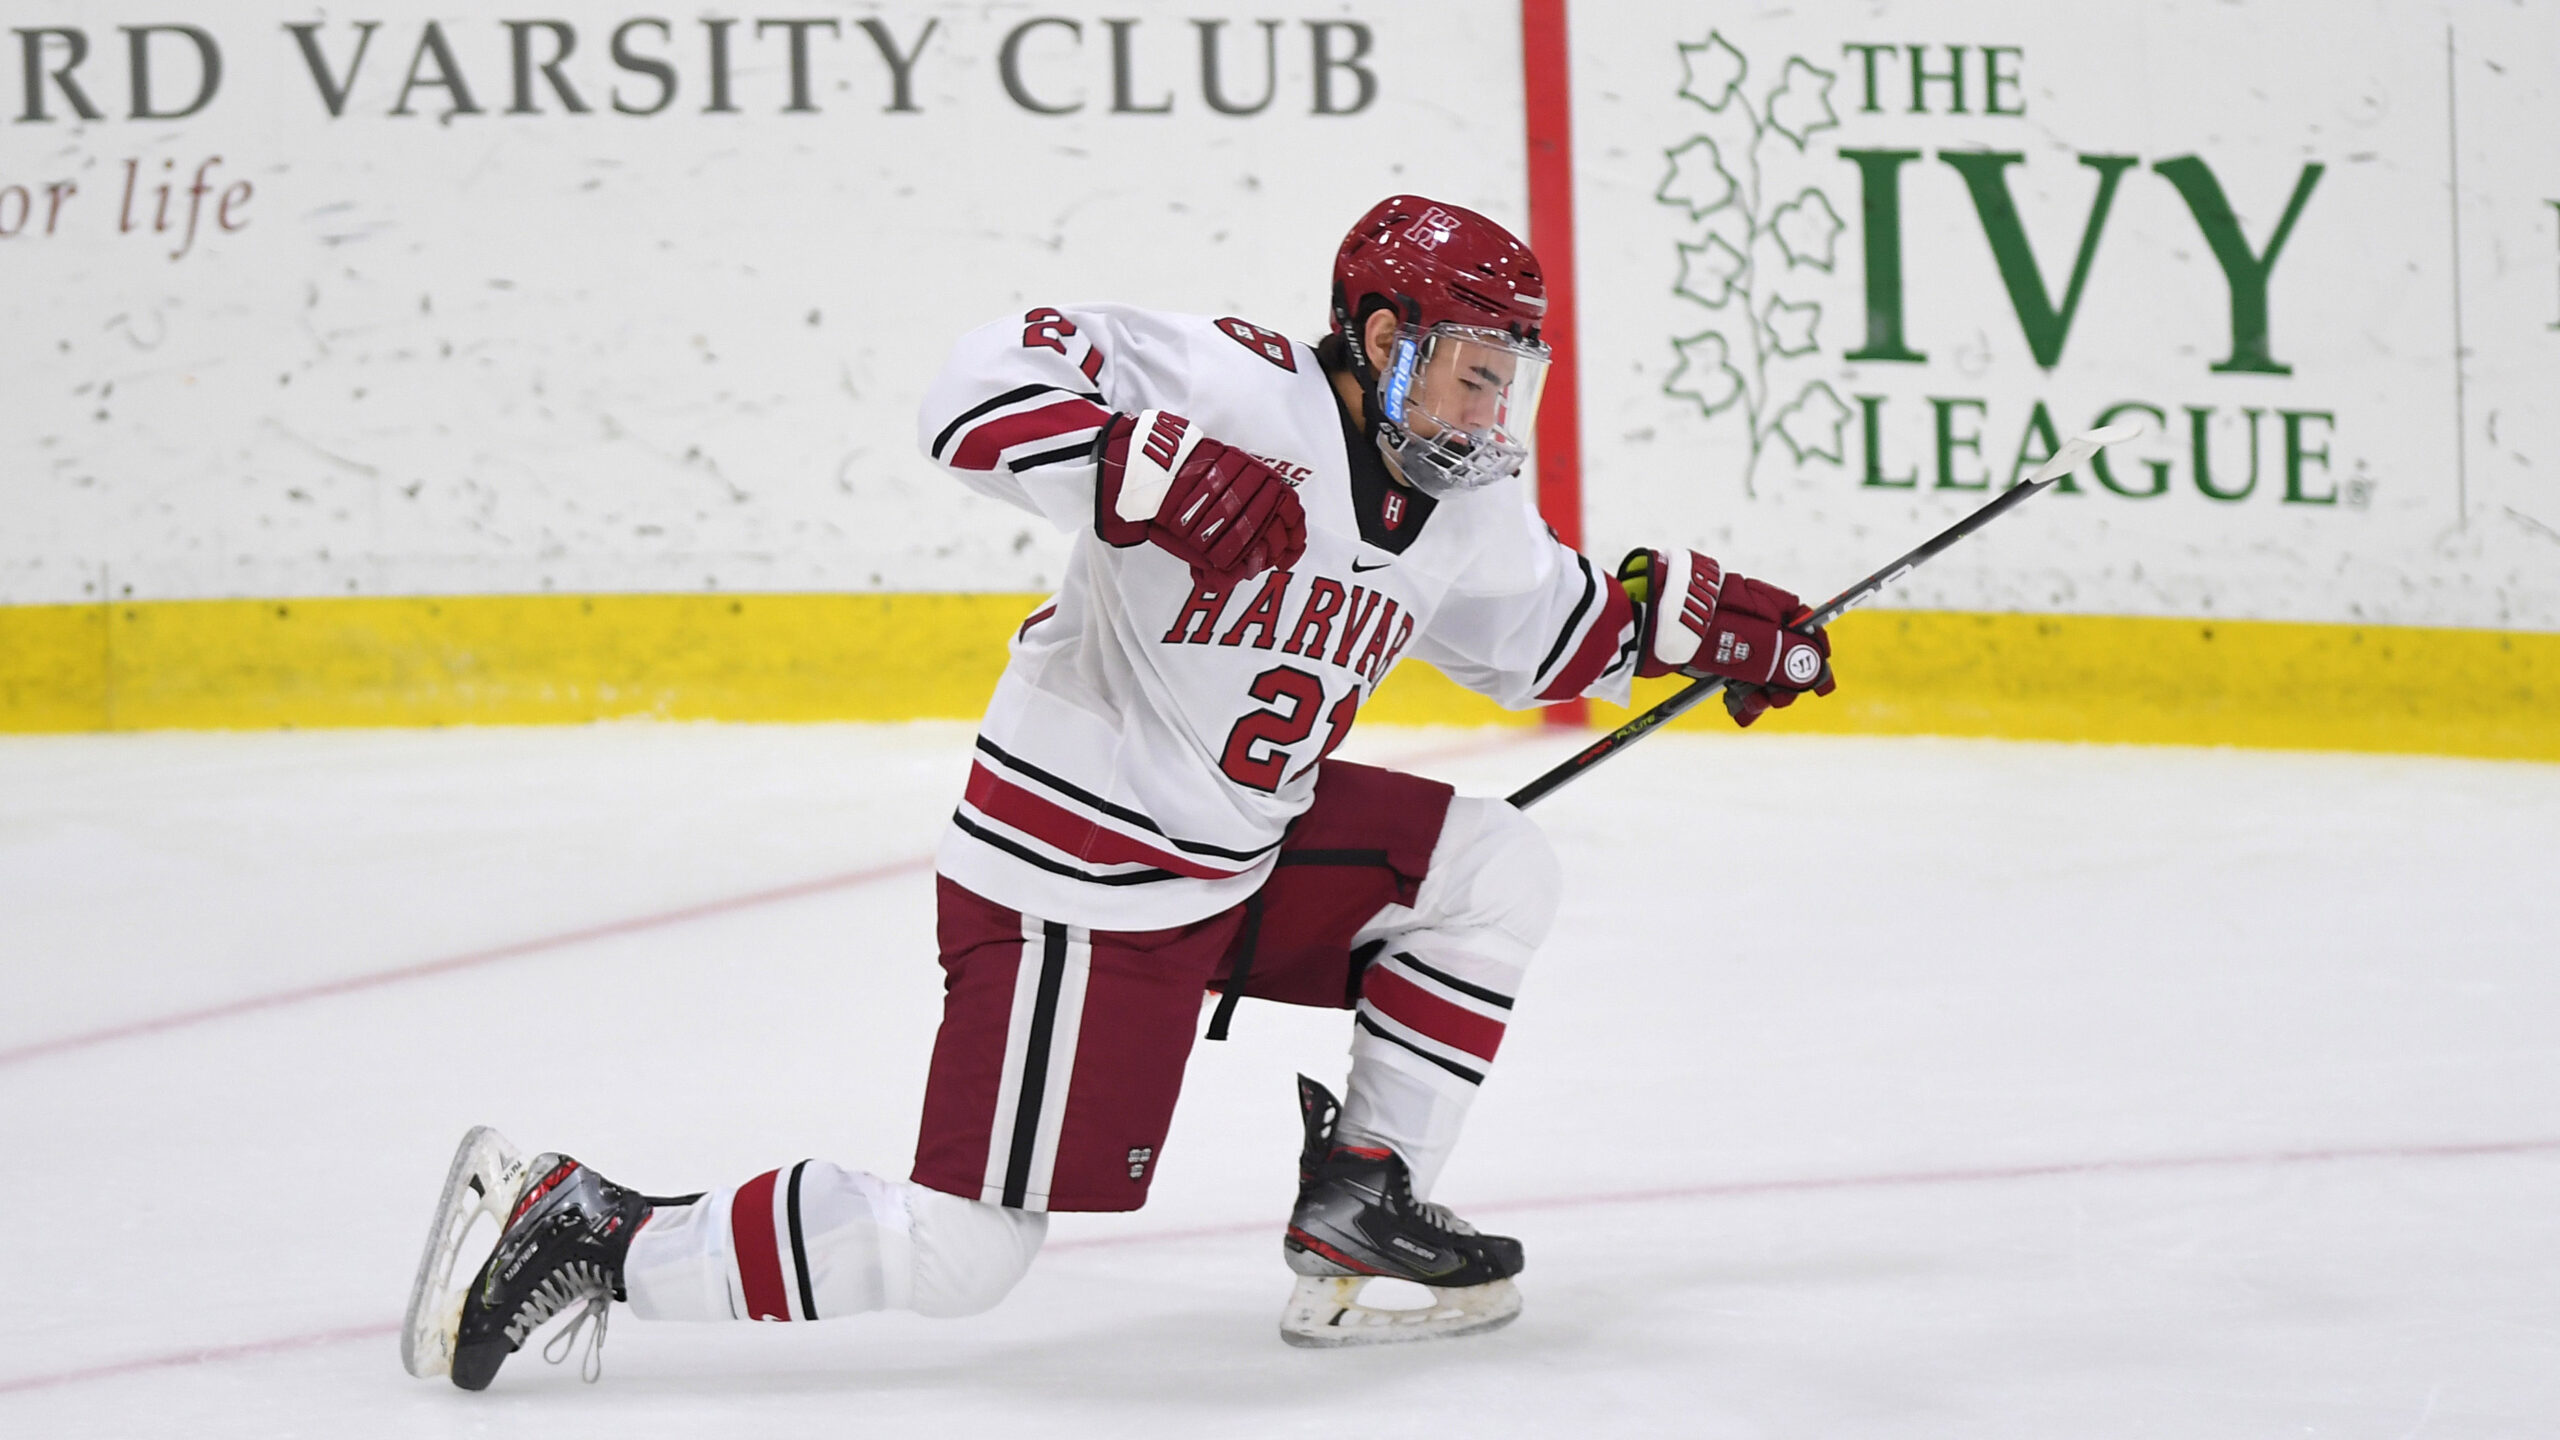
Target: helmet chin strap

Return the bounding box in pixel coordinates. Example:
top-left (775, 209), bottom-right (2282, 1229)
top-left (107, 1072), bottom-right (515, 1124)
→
top-left (1338, 319), bottom-right (1416, 489)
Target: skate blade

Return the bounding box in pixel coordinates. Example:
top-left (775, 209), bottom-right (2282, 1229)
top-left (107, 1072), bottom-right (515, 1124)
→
top-left (1277, 1274), bottom-right (1522, 1349)
top-left (400, 1125), bottom-right (530, 1379)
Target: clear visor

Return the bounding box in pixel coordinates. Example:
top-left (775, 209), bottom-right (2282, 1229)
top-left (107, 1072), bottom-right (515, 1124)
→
top-left (1378, 324), bottom-right (1551, 494)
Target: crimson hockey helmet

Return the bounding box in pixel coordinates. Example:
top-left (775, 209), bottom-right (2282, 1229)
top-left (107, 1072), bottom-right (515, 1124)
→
top-left (1330, 196), bottom-right (1553, 495)
top-left (1330, 195), bottom-right (1548, 345)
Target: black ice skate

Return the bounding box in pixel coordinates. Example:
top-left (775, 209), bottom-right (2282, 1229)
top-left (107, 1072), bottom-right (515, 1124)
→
top-left (400, 1127), bottom-right (652, 1389)
top-left (1277, 1075), bottom-right (1524, 1347)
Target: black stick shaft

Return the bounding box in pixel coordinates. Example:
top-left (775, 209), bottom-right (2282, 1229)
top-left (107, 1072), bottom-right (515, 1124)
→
top-left (1505, 473), bottom-right (2064, 810)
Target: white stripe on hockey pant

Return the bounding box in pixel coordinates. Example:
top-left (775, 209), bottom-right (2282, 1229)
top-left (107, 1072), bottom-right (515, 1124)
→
top-left (1017, 925), bottom-right (1093, 1210)
top-left (978, 912), bottom-right (1049, 1205)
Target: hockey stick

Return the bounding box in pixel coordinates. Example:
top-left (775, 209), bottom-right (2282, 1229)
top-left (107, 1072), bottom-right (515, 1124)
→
top-left (1505, 423), bottom-right (2145, 810)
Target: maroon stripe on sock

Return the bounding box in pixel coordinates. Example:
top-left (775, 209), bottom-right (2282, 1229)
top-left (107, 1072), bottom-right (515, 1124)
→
top-left (731, 1170), bottom-right (790, 1321)
top-left (1363, 964), bottom-right (1507, 1061)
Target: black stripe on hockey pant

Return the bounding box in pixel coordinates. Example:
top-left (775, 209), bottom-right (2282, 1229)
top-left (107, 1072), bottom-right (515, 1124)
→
top-left (1002, 923), bottom-right (1071, 1208)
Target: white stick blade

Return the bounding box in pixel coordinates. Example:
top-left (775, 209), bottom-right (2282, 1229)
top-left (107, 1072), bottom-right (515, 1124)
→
top-left (2026, 420), bottom-right (2148, 486)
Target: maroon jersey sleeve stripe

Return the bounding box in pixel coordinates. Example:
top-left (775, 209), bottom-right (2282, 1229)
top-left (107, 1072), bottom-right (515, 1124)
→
top-left (950, 397), bottom-right (1111, 472)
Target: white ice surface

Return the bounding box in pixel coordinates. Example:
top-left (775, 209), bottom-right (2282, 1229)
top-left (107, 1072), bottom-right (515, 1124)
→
top-left (2, 722), bottom-right (2556, 1437)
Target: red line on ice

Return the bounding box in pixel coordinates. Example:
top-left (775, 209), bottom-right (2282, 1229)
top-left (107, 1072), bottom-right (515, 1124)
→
top-left (6, 1133), bottom-right (2552, 1396)
top-left (0, 856), bottom-right (935, 1071)
top-left (1043, 1134), bottom-right (2560, 1252)
top-left (0, 730), bottom-right (1550, 1073)
top-left (0, 1321), bottom-right (399, 1396)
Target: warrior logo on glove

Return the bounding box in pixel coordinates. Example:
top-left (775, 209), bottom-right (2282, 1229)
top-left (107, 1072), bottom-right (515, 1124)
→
top-left (1783, 643), bottom-right (1825, 687)
top-left (1621, 547), bottom-right (1837, 728)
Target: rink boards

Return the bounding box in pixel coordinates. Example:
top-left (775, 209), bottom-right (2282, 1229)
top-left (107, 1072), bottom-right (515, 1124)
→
top-left (2, 592), bottom-right (2551, 761)
top-left (2, 0), bottom-right (2554, 754)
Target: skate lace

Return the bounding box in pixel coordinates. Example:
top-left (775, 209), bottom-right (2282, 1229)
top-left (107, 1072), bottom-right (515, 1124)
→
top-left (508, 1259), bottom-right (615, 1383)
top-left (1412, 1200), bottom-right (1478, 1237)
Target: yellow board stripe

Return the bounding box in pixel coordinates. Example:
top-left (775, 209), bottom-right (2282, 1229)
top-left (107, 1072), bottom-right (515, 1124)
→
top-left (1598, 611), bottom-right (2557, 762)
top-left (1, 594), bottom-right (2551, 761)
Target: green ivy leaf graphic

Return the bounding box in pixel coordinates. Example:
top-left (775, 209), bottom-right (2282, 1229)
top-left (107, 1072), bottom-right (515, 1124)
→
top-left (1674, 234), bottom-right (1749, 309)
top-left (1655, 136), bottom-right (1737, 220)
top-left (1766, 58), bottom-right (1839, 149)
top-left (1773, 382), bottom-right (1853, 464)
top-left (1665, 331), bottom-right (1747, 418)
top-left (1762, 296), bottom-right (1821, 357)
top-left (1676, 31), bottom-right (1747, 113)
top-left (1770, 189), bottom-right (1845, 272)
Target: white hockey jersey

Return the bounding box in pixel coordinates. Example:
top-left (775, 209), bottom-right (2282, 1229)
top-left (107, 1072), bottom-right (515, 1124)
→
top-left (917, 304), bottom-right (1638, 931)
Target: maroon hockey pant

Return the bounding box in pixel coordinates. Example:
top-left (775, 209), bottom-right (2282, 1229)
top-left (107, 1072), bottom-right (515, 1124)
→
top-left (911, 762), bottom-right (1454, 1212)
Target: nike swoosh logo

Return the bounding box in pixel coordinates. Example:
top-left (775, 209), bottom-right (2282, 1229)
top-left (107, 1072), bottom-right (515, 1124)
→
top-left (1351, 558), bottom-right (1393, 573)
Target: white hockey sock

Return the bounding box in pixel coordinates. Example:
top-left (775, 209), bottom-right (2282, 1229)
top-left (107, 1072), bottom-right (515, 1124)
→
top-left (622, 1165), bottom-right (1044, 1323)
top-left (1341, 939), bottom-right (1526, 1200)
top-left (1337, 797), bottom-right (1560, 1202)
top-left (1339, 1043), bottom-right (1478, 1200)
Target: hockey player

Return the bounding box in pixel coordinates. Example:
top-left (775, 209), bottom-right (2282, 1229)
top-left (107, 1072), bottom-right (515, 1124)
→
top-left (402, 195), bottom-right (1838, 1387)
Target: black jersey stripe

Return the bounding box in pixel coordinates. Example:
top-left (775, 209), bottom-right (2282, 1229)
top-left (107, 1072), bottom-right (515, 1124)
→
top-left (1275, 848), bottom-right (1393, 869)
top-left (1353, 1012), bottom-right (1486, 1085)
top-left (1533, 552), bottom-right (1602, 685)
top-left (951, 810), bottom-right (1182, 886)
top-left (784, 1160), bottom-right (818, 1320)
top-left (1008, 439), bottom-right (1100, 473)
top-left (1001, 924), bottom-right (1071, 1208)
top-left (1387, 950), bottom-right (1514, 1010)
top-left (930, 384), bottom-right (1106, 461)
top-left (973, 737), bottom-right (1282, 863)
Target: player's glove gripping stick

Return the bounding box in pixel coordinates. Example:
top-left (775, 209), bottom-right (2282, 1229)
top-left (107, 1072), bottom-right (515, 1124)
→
top-left (1621, 548), bottom-right (1835, 728)
top-left (1506, 421), bottom-right (2149, 809)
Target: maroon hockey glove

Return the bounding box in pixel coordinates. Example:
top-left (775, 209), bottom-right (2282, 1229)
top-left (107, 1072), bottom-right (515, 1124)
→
top-left (1096, 410), bottom-right (1308, 582)
top-left (1620, 548), bottom-right (1835, 727)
